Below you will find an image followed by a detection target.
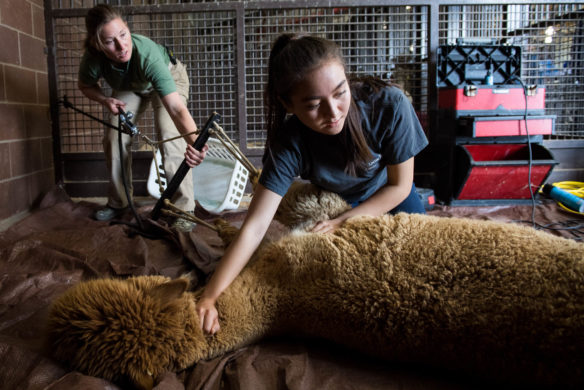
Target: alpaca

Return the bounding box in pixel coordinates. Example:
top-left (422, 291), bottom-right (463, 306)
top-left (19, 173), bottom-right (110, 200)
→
top-left (273, 180), bottom-right (352, 231)
top-left (46, 275), bottom-right (202, 389)
top-left (47, 211), bottom-right (584, 390)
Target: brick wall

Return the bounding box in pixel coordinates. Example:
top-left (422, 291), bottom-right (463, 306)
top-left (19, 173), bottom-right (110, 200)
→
top-left (0, 0), bottom-right (54, 225)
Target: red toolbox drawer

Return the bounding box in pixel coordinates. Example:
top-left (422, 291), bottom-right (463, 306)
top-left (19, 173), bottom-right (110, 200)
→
top-left (438, 85), bottom-right (546, 117)
top-left (453, 143), bottom-right (557, 200)
top-left (458, 115), bottom-right (555, 137)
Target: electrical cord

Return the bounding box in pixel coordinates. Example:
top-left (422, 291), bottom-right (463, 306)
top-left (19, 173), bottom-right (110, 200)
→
top-left (529, 219), bottom-right (584, 241)
top-left (514, 178), bottom-right (584, 240)
top-left (509, 78), bottom-right (583, 241)
top-left (510, 76), bottom-right (536, 227)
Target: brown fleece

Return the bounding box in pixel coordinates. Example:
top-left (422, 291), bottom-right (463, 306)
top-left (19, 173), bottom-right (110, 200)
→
top-left (48, 213), bottom-right (584, 389)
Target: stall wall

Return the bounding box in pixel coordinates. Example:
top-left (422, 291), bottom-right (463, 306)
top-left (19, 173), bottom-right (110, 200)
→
top-left (0, 0), bottom-right (54, 228)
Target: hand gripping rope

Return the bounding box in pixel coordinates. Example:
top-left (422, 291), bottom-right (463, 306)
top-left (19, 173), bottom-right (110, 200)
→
top-left (150, 112), bottom-right (220, 220)
top-left (156, 121), bottom-right (263, 229)
top-left (59, 96), bottom-right (219, 233)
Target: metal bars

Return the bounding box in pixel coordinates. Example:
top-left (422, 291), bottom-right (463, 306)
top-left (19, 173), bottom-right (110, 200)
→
top-left (439, 3), bottom-right (584, 138)
top-left (54, 16), bottom-right (105, 152)
top-left (47, 1), bottom-right (584, 157)
top-left (52, 8), bottom-right (238, 153)
top-left (129, 11), bottom-right (238, 147)
top-left (243, 6), bottom-right (429, 147)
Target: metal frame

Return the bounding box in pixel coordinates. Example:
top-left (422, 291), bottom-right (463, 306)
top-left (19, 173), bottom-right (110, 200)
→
top-left (44, 0), bottom-right (584, 187)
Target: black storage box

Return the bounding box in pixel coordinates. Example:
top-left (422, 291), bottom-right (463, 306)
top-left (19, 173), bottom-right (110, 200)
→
top-left (436, 44), bottom-right (546, 117)
top-left (437, 44), bottom-right (521, 87)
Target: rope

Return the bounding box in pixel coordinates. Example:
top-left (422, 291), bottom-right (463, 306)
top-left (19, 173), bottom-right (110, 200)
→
top-left (210, 122), bottom-right (261, 185)
top-left (142, 122), bottom-right (263, 195)
top-left (139, 130), bottom-right (201, 196)
top-left (161, 199), bottom-right (218, 231)
top-left (144, 122), bottom-right (262, 219)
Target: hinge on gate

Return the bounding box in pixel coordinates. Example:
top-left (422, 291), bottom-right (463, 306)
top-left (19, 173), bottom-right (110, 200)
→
top-left (464, 85), bottom-right (478, 97)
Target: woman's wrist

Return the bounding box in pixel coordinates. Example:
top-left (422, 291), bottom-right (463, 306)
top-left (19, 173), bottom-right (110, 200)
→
top-left (200, 289), bottom-right (220, 304)
top-left (98, 96), bottom-right (109, 106)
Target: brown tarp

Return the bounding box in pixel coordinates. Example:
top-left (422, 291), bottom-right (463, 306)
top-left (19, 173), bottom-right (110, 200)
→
top-left (0, 186), bottom-right (581, 390)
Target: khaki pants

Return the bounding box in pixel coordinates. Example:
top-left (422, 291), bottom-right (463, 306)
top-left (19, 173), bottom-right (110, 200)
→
top-left (103, 60), bottom-right (195, 212)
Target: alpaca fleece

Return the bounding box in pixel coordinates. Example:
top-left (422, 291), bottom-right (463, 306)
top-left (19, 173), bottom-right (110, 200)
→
top-left (47, 275), bottom-right (204, 389)
top-left (273, 181), bottom-right (352, 231)
top-left (47, 213), bottom-right (584, 389)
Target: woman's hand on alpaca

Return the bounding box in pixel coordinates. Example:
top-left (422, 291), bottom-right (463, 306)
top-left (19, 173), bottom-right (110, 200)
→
top-left (311, 217), bottom-right (344, 234)
top-left (196, 297), bottom-right (220, 335)
top-left (185, 144), bottom-right (208, 168)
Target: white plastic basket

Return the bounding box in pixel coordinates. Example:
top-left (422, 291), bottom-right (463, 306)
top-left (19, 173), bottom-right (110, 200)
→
top-left (147, 138), bottom-right (249, 213)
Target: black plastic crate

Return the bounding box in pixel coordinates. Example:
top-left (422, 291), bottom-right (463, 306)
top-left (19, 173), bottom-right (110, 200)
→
top-left (437, 45), bottom-right (521, 87)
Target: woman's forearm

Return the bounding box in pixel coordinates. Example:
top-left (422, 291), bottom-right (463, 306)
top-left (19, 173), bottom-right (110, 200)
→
top-left (344, 182), bottom-right (410, 218)
top-left (339, 158), bottom-right (415, 219)
top-left (201, 226), bottom-right (265, 301)
top-left (171, 107), bottom-right (198, 144)
top-left (78, 81), bottom-right (127, 114)
top-left (162, 92), bottom-right (198, 144)
top-left (201, 185), bottom-right (282, 303)
top-left (78, 82), bottom-right (107, 105)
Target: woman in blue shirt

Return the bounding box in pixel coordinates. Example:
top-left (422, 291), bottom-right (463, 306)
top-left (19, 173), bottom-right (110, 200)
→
top-left (191, 33), bottom-right (428, 334)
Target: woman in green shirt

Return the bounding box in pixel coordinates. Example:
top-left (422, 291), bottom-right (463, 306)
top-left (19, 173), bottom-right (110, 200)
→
top-left (79, 4), bottom-right (205, 231)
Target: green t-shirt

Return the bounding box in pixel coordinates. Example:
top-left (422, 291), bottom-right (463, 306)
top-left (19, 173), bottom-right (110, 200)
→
top-left (78, 34), bottom-right (176, 97)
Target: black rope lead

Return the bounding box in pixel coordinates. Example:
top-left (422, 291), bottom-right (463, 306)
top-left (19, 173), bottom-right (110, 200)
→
top-left (117, 107), bottom-right (144, 231)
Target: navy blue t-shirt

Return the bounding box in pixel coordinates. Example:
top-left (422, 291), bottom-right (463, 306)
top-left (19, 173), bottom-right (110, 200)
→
top-left (259, 84), bottom-right (428, 204)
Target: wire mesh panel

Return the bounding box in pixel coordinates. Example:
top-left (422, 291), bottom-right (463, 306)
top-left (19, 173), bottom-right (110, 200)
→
top-left (49, 1), bottom-right (584, 157)
top-left (244, 5), bottom-right (429, 150)
top-left (52, 8), bottom-right (238, 153)
top-left (439, 3), bottom-right (584, 139)
top-left (54, 16), bottom-right (106, 152)
top-left (50, 0), bottom-right (239, 8)
top-left (129, 11), bottom-right (238, 143)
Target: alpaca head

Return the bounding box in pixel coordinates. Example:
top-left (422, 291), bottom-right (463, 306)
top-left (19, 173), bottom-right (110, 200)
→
top-left (47, 275), bottom-right (204, 390)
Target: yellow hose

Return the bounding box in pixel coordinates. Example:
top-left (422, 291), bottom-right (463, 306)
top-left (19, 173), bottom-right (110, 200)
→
top-left (548, 181), bottom-right (584, 215)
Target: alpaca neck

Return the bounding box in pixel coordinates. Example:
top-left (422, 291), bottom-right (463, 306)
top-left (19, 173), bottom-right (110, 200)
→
top-left (199, 259), bottom-right (287, 360)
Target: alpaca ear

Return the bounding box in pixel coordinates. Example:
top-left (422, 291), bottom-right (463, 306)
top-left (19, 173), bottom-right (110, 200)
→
top-left (148, 278), bottom-right (188, 302)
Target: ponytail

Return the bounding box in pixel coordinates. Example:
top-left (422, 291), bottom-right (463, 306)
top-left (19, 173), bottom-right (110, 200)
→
top-left (264, 33), bottom-right (376, 176)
